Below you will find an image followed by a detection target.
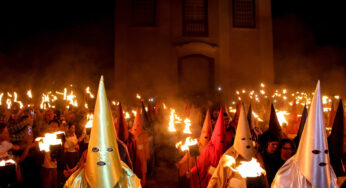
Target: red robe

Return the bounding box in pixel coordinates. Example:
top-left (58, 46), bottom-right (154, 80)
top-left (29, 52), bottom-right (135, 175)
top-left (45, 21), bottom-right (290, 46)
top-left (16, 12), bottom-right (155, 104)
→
top-left (190, 108), bottom-right (226, 188)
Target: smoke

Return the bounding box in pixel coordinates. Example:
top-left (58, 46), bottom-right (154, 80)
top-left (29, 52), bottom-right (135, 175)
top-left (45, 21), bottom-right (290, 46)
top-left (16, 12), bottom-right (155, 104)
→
top-left (273, 13), bottom-right (346, 96)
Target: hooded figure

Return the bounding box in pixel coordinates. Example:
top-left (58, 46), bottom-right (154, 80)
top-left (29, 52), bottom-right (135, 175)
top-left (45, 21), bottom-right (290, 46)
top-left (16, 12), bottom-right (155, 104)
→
top-left (176, 110), bottom-right (212, 178)
top-left (208, 104), bottom-right (267, 188)
top-left (272, 81), bottom-right (338, 188)
top-left (190, 108), bottom-right (226, 188)
top-left (268, 104), bottom-right (286, 140)
top-left (130, 108), bottom-right (150, 185)
top-left (327, 103), bottom-right (336, 128)
top-left (328, 99), bottom-right (345, 177)
top-left (116, 103), bottom-right (137, 171)
top-left (64, 76), bottom-right (141, 188)
top-left (293, 105), bottom-right (308, 147)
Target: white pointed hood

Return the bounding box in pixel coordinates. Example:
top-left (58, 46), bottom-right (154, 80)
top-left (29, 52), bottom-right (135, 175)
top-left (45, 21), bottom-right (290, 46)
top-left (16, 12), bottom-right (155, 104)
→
top-left (233, 103), bottom-right (255, 161)
top-left (295, 81), bottom-right (335, 188)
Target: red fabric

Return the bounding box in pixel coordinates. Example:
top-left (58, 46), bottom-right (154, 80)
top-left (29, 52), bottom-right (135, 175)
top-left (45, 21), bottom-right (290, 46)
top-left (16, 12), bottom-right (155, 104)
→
top-left (190, 108), bottom-right (226, 188)
top-left (116, 103), bottom-right (129, 142)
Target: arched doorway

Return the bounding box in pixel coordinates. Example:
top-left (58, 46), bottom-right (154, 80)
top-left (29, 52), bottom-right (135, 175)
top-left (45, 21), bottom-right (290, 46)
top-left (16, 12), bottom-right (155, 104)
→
top-left (178, 54), bottom-right (214, 98)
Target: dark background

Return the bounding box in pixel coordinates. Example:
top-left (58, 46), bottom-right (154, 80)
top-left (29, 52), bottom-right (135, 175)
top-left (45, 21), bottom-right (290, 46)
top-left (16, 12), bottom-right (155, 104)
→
top-left (0, 1), bottom-right (345, 94)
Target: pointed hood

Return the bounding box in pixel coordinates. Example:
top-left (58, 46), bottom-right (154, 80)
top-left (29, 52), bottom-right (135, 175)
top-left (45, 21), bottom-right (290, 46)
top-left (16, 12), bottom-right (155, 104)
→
top-left (116, 103), bottom-right (129, 142)
top-left (140, 101), bottom-right (151, 129)
top-left (328, 99), bottom-right (345, 159)
top-left (131, 108), bottom-right (145, 136)
top-left (268, 103), bottom-right (284, 139)
top-left (85, 76), bottom-right (122, 187)
top-left (211, 107), bottom-right (226, 152)
top-left (247, 104), bottom-right (255, 130)
top-left (295, 81), bottom-right (334, 188)
top-left (234, 104), bottom-right (255, 161)
top-left (294, 105), bottom-right (308, 147)
top-left (199, 110), bottom-right (212, 148)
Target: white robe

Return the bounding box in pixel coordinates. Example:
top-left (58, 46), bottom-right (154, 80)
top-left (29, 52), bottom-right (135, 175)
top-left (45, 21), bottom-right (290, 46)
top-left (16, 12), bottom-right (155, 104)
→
top-left (271, 157), bottom-right (338, 188)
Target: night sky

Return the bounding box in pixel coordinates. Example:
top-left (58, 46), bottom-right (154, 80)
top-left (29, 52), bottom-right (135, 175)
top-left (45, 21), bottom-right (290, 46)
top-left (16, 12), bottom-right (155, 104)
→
top-left (0, 1), bottom-right (345, 94)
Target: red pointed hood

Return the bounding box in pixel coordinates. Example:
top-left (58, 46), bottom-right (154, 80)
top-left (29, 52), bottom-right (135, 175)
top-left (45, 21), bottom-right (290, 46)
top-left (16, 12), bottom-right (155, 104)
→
top-left (211, 107), bottom-right (226, 152)
top-left (199, 110), bottom-right (212, 148)
top-left (116, 103), bottom-right (129, 142)
top-left (131, 108), bottom-right (145, 136)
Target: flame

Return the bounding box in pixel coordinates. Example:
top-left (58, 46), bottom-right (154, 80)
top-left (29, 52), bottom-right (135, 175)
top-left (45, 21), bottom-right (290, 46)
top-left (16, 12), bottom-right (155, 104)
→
top-left (132, 110), bottom-right (137, 117)
top-left (63, 88), bottom-right (67, 100)
top-left (85, 114), bottom-right (93, 128)
top-left (175, 137), bottom-right (198, 151)
top-left (183, 118), bottom-right (192, 134)
top-left (35, 131), bottom-right (64, 152)
top-left (168, 109), bottom-right (181, 132)
top-left (276, 111), bottom-right (289, 126)
top-left (112, 101), bottom-right (119, 106)
top-left (0, 159), bottom-right (16, 167)
top-left (27, 90), bottom-right (33, 98)
top-left (260, 83), bottom-right (265, 88)
top-left (84, 103), bottom-right (88, 109)
top-left (163, 103), bottom-right (167, 110)
top-left (0, 93), bottom-right (3, 105)
top-left (7, 92), bottom-right (12, 98)
top-left (6, 99), bottom-right (12, 109)
top-left (66, 91), bottom-right (78, 107)
top-left (86, 87), bottom-right (95, 99)
top-left (224, 155), bottom-right (266, 178)
top-left (13, 92), bottom-right (18, 102)
top-left (335, 95), bottom-right (340, 100)
top-left (136, 93), bottom-right (141, 99)
top-left (125, 112), bottom-right (130, 119)
top-left (252, 112), bottom-right (264, 122)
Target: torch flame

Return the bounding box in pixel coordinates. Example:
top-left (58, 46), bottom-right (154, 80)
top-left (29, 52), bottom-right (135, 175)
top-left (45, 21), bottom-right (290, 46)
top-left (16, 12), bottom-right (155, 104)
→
top-left (168, 109), bottom-right (178, 132)
top-left (0, 159), bottom-right (16, 167)
top-left (27, 90), bottom-right (33, 99)
top-left (175, 137), bottom-right (198, 151)
top-left (6, 99), bottom-right (12, 109)
top-left (0, 93), bottom-right (3, 105)
top-left (35, 131), bottom-right (64, 152)
top-left (276, 111), bottom-right (289, 126)
top-left (86, 87), bottom-right (95, 98)
top-left (136, 93), bottom-right (141, 100)
top-left (224, 155), bottom-right (266, 178)
top-left (85, 114), bottom-right (93, 128)
top-left (183, 118), bottom-right (192, 134)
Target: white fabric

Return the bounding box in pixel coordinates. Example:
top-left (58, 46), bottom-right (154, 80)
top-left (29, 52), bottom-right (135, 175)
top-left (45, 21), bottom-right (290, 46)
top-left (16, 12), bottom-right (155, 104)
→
top-left (64, 134), bottom-right (78, 152)
top-left (271, 157), bottom-right (338, 188)
top-left (42, 151), bottom-right (57, 169)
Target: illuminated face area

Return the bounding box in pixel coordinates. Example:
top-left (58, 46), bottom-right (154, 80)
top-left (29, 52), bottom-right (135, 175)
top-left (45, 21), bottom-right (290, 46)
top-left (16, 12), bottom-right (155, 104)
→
top-left (267, 141), bottom-right (279, 154)
top-left (92, 146), bottom-right (115, 166)
top-left (241, 137), bottom-right (252, 149)
top-left (312, 149), bottom-right (329, 166)
top-left (280, 143), bottom-right (294, 161)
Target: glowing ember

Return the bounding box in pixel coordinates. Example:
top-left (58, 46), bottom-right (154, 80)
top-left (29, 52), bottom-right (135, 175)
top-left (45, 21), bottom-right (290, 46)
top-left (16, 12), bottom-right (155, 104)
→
top-left (175, 137), bottom-right (198, 151)
top-left (276, 111), bottom-right (289, 126)
top-left (84, 103), bottom-right (88, 109)
top-left (260, 83), bottom-right (265, 88)
top-left (0, 159), bottom-right (16, 167)
top-left (224, 155), bottom-right (266, 178)
top-left (13, 92), bottom-right (18, 102)
top-left (35, 131), bottom-right (64, 152)
top-left (85, 114), bottom-right (93, 128)
top-left (183, 118), bottom-right (192, 134)
top-left (27, 90), bottom-right (33, 99)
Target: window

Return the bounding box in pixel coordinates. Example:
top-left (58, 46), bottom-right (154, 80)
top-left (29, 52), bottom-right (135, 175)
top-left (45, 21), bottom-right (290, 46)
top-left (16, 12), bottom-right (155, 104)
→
top-left (132, 0), bottom-right (156, 26)
top-left (233, 0), bottom-right (255, 28)
top-left (183, 0), bottom-right (208, 37)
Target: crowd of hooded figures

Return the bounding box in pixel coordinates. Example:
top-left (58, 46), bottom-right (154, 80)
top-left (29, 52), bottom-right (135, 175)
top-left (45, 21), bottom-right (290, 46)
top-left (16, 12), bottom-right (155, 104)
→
top-left (0, 78), bottom-right (344, 188)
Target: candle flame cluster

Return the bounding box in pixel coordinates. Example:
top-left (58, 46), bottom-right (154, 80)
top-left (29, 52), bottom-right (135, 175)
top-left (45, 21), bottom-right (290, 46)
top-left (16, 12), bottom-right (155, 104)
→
top-left (85, 113), bottom-right (94, 128)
